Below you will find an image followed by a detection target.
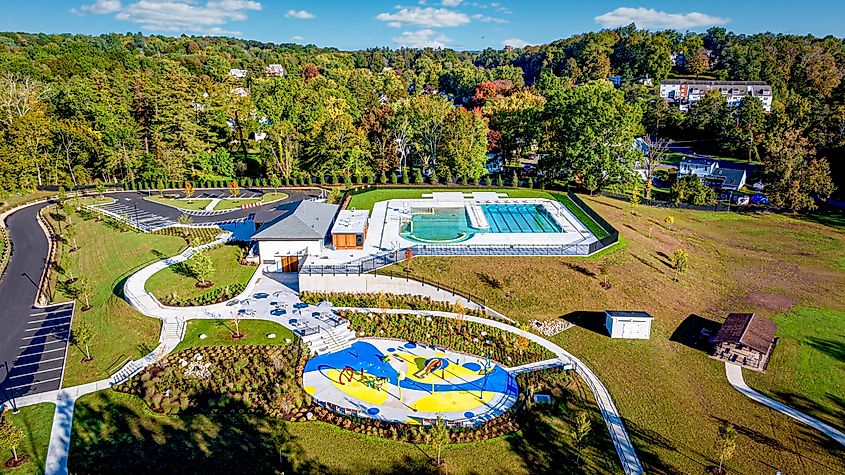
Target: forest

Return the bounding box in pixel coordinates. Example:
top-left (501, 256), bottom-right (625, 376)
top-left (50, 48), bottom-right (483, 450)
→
top-left (0, 25), bottom-right (840, 210)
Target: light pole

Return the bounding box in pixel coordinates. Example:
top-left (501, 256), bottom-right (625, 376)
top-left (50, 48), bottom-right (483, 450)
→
top-left (2, 361), bottom-right (19, 413)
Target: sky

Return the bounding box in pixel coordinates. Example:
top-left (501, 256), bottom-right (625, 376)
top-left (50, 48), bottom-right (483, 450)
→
top-left (2, 1), bottom-right (845, 51)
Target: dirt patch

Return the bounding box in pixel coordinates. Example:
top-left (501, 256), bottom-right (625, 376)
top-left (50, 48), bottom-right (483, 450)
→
top-left (746, 291), bottom-right (796, 312)
top-left (4, 455), bottom-right (30, 469)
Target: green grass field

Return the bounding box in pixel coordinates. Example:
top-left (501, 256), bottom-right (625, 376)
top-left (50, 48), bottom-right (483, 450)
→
top-left (69, 372), bottom-right (620, 475)
top-left (212, 192), bottom-right (288, 210)
top-left (43, 205), bottom-right (186, 387)
top-left (144, 243), bottom-right (255, 303)
top-left (0, 403), bottom-right (54, 475)
top-left (146, 196), bottom-right (212, 211)
top-left (378, 194), bottom-right (845, 474)
top-left (173, 319), bottom-right (296, 352)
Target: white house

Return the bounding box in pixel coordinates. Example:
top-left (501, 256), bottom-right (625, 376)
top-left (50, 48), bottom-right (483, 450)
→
top-left (605, 310), bottom-right (653, 340)
top-left (252, 201), bottom-right (339, 272)
top-left (678, 158), bottom-right (718, 178)
top-left (229, 68), bottom-right (248, 79)
top-left (266, 64), bottom-right (286, 77)
top-left (659, 80), bottom-right (772, 113)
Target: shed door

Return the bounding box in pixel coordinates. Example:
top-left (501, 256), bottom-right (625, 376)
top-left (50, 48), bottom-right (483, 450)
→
top-left (621, 322), bottom-right (638, 339)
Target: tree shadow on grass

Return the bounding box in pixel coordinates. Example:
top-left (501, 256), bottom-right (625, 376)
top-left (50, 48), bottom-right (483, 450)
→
top-left (561, 262), bottom-right (597, 279)
top-left (622, 417), bottom-right (692, 475)
top-left (560, 311), bottom-right (608, 337)
top-left (70, 392), bottom-right (326, 475)
top-left (805, 337), bottom-right (845, 363)
top-left (669, 314), bottom-right (720, 354)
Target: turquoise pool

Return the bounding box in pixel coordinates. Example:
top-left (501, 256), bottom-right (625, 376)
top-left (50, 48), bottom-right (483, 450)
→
top-left (400, 204), bottom-right (562, 243)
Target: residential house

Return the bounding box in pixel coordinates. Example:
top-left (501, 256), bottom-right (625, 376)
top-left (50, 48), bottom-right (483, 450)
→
top-left (707, 167), bottom-right (747, 191)
top-left (678, 157), bottom-right (748, 191)
top-left (229, 68), bottom-right (248, 79)
top-left (659, 80), bottom-right (772, 112)
top-left (678, 158), bottom-right (718, 179)
top-left (266, 64), bottom-right (286, 77)
top-left (711, 313), bottom-right (778, 372)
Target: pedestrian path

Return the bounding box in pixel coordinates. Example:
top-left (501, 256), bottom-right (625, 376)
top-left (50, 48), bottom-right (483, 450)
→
top-left (204, 198), bottom-right (220, 210)
top-left (725, 362), bottom-right (845, 447)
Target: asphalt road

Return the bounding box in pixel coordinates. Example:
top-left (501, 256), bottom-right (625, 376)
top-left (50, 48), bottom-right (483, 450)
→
top-left (0, 202), bottom-right (75, 401)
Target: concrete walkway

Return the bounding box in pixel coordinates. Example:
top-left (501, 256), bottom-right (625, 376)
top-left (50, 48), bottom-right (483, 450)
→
top-left (725, 362), bottom-right (845, 447)
top-left (203, 198), bottom-right (220, 211)
top-left (338, 307), bottom-right (644, 475)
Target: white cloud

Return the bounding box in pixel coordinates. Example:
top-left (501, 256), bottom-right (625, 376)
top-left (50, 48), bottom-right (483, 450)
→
top-left (502, 37), bottom-right (529, 48)
top-left (472, 14), bottom-right (507, 24)
top-left (285, 9), bottom-right (315, 20)
top-left (73, 0), bottom-right (122, 14)
top-left (376, 7), bottom-right (470, 28)
top-left (441, 0), bottom-right (463, 6)
top-left (595, 7), bottom-right (729, 29)
top-left (393, 29), bottom-right (451, 48)
top-left (290, 35), bottom-right (304, 41)
top-left (72, 0), bottom-right (262, 34)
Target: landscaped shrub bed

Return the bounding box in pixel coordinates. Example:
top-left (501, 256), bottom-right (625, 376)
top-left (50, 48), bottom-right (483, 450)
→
top-left (343, 311), bottom-right (554, 366)
top-left (158, 282), bottom-right (246, 307)
top-left (153, 226), bottom-right (221, 246)
top-left (300, 291), bottom-right (489, 318)
top-left (116, 345), bottom-right (310, 417)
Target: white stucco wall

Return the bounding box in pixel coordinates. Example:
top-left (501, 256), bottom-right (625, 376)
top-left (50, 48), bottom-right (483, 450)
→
top-left (257, 240), bottom-right (322, 263)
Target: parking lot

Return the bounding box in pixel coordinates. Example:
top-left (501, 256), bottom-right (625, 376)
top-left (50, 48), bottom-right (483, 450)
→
top-left (1, 302), bottom-right (75, 400)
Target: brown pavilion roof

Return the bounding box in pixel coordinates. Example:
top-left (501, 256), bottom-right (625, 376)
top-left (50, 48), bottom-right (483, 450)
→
top-left (714, 313), bottom-right (778, 354)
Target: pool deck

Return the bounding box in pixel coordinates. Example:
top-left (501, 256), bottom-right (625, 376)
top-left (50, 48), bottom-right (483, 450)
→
top-left (299, 193), bottom-right (598, 269)
top-left (302, 338), bottom-right (518, 426)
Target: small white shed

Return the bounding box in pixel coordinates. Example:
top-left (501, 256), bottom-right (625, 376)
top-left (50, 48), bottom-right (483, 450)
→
top-left (605, 310), bottom-right (653, 340)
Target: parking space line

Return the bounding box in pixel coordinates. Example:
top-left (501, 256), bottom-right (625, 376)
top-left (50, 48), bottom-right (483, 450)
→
top-left (26, 314), bottom-right (73, 325)
top-left (8, 366), bottom-right (64, 379)
top-left (15, 347), bottom-right (67, 358)
top-left (20, 332), bottom-right (68, 341)
top-left (19, 340), bottom-right (67, 350)
top-left (28, 309), bottom-right (73, 318)
top-left (10, 356), bottom-right (66, 369)
top-left (25, 321), bottom-right (71, 332)
top-left (5, 377), bottom-right (61, 391)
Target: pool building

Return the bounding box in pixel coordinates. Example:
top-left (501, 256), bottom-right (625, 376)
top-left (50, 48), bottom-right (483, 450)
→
top-left (254, 191), bottom-right (604, 274)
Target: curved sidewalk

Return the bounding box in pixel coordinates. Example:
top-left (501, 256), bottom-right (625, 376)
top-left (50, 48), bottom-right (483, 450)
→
top-left (725, 362), bottom-right (845, 447)
top-left (340, 307), bottom-right (644, 475)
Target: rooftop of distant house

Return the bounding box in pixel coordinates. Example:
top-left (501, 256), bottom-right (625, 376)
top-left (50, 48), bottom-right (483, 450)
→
top-left (714, 313), bottom-right (778, 354)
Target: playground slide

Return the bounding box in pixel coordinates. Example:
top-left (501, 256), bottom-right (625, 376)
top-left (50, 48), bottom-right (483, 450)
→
top-left (416, 358), bottom-right (442, 379)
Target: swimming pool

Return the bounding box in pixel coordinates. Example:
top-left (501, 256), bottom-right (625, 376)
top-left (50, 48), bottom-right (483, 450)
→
top-left (400, 203), bottom-right (563, 243)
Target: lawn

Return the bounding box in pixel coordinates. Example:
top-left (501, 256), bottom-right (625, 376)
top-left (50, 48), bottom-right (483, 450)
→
top-left (212, 192), bottom-right (288, 210)
top-left (378, 193), bottom-right (845, 474)
top-left (173, 319), bottom-right (296, 352)
top-left (1, 403), bottom-right (54, 475)
top-left (69, 370), bottom-right (620, 475)
top-left (0, 191), bottom-right (55, 214)
top-left (144, 243), bottom-right (255, 303)
top-left (145, 196), bottom-right (212, 211)
top-left (43, 204), bottom-right (186, 387)
top-left (346, 187), bottom-right (555, 212)
top-left (745, 306), bottom-right (845, 432)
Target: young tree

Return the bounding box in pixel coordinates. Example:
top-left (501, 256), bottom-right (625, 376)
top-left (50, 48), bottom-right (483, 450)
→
top-left (404, 247), bottom-right (414, 273)
top-left (269, 175), bottom-right (282, 194)
top-left (232, 311), bottom-right (244, 338)
top-left (183, 181), bottom-right (194, 202)
top-left (715, 422), bottom-right (738, 474)
top-left (73, 277), bottom-right (94, 311)
top-left (177, 214), bottom-right (193, 244)
top-left (673, 249), bottom-right (689, 281)
top-left (570, 410), bottom-right (592, 467)
top-left (71, 320), bottom-right (95, 361)
top-left (431, 416), bottom-right (450, 471)
top-left (187, 251), bottom-right (215, 287)
top-left (0, 417), bottom-right (24, 465)
top-left (228, 179), bottom-right (240, 198)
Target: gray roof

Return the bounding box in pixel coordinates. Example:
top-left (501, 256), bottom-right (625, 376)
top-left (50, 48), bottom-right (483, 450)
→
top-left (605, 310), bottom-right (653, 319)
top-left (711, 168), bottom-right (746, 187)
top-left (680, 157), bottom-right (717, 167)
top-left (252, 200), bottom-right (339, 241)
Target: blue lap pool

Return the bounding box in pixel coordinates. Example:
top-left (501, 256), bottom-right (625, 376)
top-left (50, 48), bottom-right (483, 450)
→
top-left (400, 203), bottom-right (562, 243)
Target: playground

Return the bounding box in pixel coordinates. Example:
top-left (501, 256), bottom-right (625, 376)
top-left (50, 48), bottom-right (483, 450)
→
top-left (302, 339), bottom-right (519, 426)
